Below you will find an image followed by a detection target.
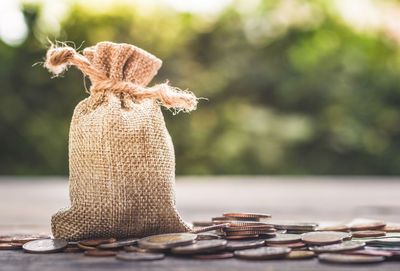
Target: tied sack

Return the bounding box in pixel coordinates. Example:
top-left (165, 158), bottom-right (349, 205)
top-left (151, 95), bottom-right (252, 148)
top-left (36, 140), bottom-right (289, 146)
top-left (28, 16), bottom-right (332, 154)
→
top-left (44, 41), bottom-right (197, 241)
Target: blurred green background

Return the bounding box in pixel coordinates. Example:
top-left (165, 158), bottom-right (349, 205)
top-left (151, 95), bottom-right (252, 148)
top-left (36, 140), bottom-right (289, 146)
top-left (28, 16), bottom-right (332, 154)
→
top-left (1, 0), bottom-right (400, 175)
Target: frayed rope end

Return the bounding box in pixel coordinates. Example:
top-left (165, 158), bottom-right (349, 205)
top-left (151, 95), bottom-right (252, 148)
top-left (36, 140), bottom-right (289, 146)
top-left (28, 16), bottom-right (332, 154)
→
top-left (44, 45), bottom-right (76, 76)
top-left (153, 83), bottom-right (198, 113)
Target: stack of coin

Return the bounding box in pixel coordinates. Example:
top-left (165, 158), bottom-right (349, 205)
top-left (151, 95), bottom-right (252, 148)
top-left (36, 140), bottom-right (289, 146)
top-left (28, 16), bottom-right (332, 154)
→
top-left (212, 212), bottom-right (276, 240)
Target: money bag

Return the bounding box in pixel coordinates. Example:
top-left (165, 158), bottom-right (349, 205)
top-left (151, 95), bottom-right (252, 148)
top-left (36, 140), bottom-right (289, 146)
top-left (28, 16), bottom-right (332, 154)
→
top-left (44, 41), bottom-right (197, 241)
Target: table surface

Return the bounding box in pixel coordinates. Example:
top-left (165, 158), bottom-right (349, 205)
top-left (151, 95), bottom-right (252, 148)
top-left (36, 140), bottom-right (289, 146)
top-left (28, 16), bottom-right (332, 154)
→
top-left (1, 176), bottom-right (399, 271)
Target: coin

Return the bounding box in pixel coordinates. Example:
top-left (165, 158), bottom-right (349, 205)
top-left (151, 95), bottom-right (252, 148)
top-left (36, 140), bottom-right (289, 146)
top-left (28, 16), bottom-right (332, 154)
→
top-left (212, 216), bottom-right (259, 222)
top-left (271, 222), bottom-right (318, 231)
top-left (225, 226), bottom-right (275, 232)
top-left (265, 234), bottom-right (301, 244)
top-left (124, 246), bottom-right (159, 253)
top-left (226, 235), bottom-right (259, 240)
top-left (344, 250), bottom-right (394, 257)
top-left (382, 225), bottom-right (400, 232)
top-left (79, 238), bottom-right (116, 246)
top-left (196, 233), bottom-right (220, 240)
top-left (318, 253), bottom-right (385, 264)
top-left (0, 236), bottom-right (13, 243)
top-left (366, 238), bottom-right (400, 246)
top-left (226, 240), bottom-right (265, 251)
top-left (234, 246), bottom-right (291, 260)
top-left (352, 231), bottom-right (386, 238)
top-left (226, 230), bottom-right (275, 236)
top-left (171, 240), bottom-right (227, 254)
top-left (350, 222), bottom-right (386, 231)
top-left (268, 242), bottom-right (306, 248)
top-left (192, 221), bottom-right (214, 227)
top-left (98, 238), bottom-right (137, 249)
top-left (0, 243), bottom-right (22, 250)
top-left (138, 233), bottom-right (197, 249)
top-left (223, 212), bottom-right (272, 219)
top-left (11, 234), bottom-right (51, 244)
top-left (77, 243), bottom-right (97, 250)
top-left (310, 241), bottom-right (366, 253)
top-left (286, 250), bottom-right (315, 259)
top-left (116, 252), bottom-right (165, 261)
top-left (223, 221), bottom-right (273, 227)
top-left (192, 252), bottom-right (234, 259)
top-left (318, 225), bottom-right (350, 232)
top-left (23, 239), bottom-right (68, 253)
top-left (301, 231), bottom-right (346, 245)
top-left (84, 250), bottom-right (119, 257)
top-left (192, 223), bottom-right (230, 234)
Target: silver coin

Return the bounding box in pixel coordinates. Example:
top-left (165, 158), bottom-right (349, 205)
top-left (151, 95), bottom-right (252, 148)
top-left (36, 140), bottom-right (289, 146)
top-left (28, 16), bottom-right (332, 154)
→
top-left (116, 252), bottom-right (165, 261)
top-left (226, 239), bottom-right (265, 251)
top-left (234, 246), bottom-right (291, 260)
top-left (318, 253), bottom-right (385, 264)
top-left (98, 238), bottom-right (138, 249)
top-left (23, 239), bottom-right (68, 253)
top-left (310, 241), bottom-right (366, 253)
top-left (138, 233), bottom-right (197, 249)
top-left (301, 231), bottom-right (349, 245)
top-left (265, 234), bottom-right (301, 244)
top-left (196, 233), bottom-right (220, 240)
top-left (271, 222), bottom-right (317, 231)
top-left (171, 240), bottom-right (227, 254)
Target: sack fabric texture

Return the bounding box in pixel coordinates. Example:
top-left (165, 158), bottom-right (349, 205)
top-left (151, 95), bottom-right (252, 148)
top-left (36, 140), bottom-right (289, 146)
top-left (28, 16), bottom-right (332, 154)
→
top-left (44, 41), bottom-right (197, 241)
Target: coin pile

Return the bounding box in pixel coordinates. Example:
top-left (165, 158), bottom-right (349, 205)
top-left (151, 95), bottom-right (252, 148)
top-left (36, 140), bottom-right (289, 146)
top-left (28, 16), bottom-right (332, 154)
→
top-left (1, 214), bottom-right (400, 265)
top-left (211, 213), bottom-right (276, 239)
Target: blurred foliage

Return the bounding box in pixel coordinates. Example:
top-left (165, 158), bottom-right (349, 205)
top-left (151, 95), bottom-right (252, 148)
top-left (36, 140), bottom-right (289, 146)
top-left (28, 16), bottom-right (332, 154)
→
top-left (1, 0), bottom-right (400, 175)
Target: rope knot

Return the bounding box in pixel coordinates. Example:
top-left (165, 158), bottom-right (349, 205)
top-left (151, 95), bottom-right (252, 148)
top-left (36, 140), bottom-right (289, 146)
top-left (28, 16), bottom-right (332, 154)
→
top-left (44, 43), bottom-right (199, 113)
top-left (45, 46), bottom-right (76, 76)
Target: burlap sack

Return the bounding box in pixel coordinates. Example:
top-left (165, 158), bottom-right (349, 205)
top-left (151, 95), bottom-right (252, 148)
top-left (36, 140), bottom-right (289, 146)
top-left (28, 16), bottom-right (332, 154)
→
top-left (44, 42), bottom-right (197, 241)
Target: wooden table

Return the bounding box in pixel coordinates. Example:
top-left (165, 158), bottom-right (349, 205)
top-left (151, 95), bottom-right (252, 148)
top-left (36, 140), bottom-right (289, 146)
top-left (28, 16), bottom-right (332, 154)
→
top-left (1, 176), bottom-right (399, 270)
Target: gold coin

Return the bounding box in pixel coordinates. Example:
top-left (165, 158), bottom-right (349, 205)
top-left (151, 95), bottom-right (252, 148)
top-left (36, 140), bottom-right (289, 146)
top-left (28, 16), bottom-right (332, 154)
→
top-left (138, 233), bottom-right (197, 249)
top-left (79, 238), bottom-right (116, 247)
top-left (77, 243), bottom-right (97, 251)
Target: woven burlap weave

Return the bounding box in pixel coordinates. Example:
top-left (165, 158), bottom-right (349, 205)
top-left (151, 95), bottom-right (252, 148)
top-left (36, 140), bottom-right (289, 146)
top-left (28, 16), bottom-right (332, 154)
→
top-left (44, 41), bottom-right (197, 241)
